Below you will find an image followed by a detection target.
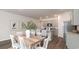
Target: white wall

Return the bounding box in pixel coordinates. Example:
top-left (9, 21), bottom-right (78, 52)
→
top-left (0, 11), bottom-right (36, 40)
top-left (58, 12), bottom-right (71, 37)
top-left (0, 10), bottom-right (72, 40)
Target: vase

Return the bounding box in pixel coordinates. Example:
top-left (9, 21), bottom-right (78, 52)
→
top-left (25, 30), bottom-right (31, 38)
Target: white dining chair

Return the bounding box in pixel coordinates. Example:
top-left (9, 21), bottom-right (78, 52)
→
top-left (47, 32), bottom-right (52, 41)
top-left (10, 35), bottom-right (20, 49)
top-left (18, 36), bottom-right (28, 49)
top-left (41, 30), bottom-right (48, 37)
top-left (36, 29), bottom-right (41, 36)
top-left (36, 37), bottom-right (50, 49)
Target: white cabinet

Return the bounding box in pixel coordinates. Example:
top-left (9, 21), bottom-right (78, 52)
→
top-left (71, 10), bottom-right (79, 25)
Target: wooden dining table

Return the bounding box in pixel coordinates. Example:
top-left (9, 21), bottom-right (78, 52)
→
top-left (19, 36), bottom-right (45, 49)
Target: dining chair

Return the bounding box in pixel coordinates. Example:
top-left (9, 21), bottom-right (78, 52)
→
top-left (36, 37), bottom-right (50, 49)
top-left (36, 29), bottom-right (41, 36)
top-left (10, 35), bottom-right (20, 49)
top-left (47, 32), bottom-right (52, 41)
top-left (41, 30), bottom-right (48, 37)
top-left (18, 36), bottom-right (28, 49)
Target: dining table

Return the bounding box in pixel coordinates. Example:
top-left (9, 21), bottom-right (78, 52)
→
top-left (18, 35), bottom-right (45, 49)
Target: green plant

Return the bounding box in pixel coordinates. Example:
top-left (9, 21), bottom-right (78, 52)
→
top-left (22, 22), bottom-right (27, 29)
top-left (26, 21), bottom-right (37, 30)
top-left (22, 21), bottom-right (37, 30)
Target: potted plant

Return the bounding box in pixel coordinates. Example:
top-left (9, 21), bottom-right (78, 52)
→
top-left (26, 21), bottom-right (37, 30)
top-left (22, 21), bottom-right (37, 38)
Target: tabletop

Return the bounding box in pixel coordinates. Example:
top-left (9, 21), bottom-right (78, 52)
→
top-left (19, 36), bottom-right (45, 49)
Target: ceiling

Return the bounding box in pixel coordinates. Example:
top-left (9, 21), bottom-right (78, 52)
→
top-left (0, 9), bottom-right (72, 19)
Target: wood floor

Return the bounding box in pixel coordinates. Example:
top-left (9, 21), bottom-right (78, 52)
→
top-left (48, 36), bottom-right (67, 49)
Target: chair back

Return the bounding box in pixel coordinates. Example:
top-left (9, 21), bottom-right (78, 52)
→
top-left (36, 29), bottom-right (41, 36)
top-left (18, 36), bottom-right (27, 49)
top-left (43, 38), bottom-right (49, 48)
top-left (47, 32), bottom-right (52, 41)
top-left (10, 35), bottom-right (18, 48)
top-left (41, 30), bottom-right (48, 37)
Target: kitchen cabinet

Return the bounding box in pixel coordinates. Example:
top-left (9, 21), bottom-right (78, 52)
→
top-left (71, 10), bottom-right (79, 25)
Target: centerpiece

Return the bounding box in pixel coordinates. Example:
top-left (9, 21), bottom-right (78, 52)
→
top-left (22, 21), bottom-right (37, 38)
